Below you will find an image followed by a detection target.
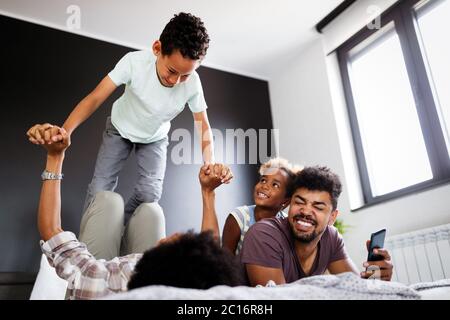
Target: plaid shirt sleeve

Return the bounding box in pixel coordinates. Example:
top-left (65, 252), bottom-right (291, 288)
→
top-left (40, 231), bottom-right (142, 300)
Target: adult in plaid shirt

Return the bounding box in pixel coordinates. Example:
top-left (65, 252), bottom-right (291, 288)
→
top-left (29, 124), bottom-right (240, 299)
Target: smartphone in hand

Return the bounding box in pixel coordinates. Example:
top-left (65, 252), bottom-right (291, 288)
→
top-left (367, 229), bottom-right (386, 261)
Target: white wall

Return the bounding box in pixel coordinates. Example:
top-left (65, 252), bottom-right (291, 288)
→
top-left (0, 0), bottom-right (337, 80)
top-left (321, 0), bottom-right (398, 53)
top-left (268, 38), bottom-right (450, 268)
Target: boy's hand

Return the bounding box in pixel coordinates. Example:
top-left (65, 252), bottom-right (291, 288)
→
top-left (360, 240), bottom-right (393, 281)
top-left (202, 162), bottom-right (234, 184)
top-left (27, 123), bottom-right (66, 145)
top-left (27, 124), bottom-right (71, 156)
top-left (199, 163), bottom-right (233, 192)
top-left (27, 123), bottom-right (53, 145)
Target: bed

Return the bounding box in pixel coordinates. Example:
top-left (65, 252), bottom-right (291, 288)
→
top-left (30, 254), bottom-right (450, 300)
top-left (103, 272), bottom-right (450, 300)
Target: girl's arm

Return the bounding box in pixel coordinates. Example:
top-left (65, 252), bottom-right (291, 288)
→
top-left (222, 215), bottom-right (241, 254)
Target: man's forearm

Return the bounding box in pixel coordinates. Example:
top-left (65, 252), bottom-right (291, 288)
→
top-left (38, 154), bottom-right (64, 241)
top-left (200, 189), bottom-right (220, 241)
top-left (327, 258), bottom-right (360, 276)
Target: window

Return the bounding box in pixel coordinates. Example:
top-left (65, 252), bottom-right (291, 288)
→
top-left (338, 0), bottom-right (450, 207)
top-left (416, 0), bottom-right (450, 155)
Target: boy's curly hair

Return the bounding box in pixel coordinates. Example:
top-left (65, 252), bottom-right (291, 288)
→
top-left (293, 166), bottom-right (342, 211)
top-left (127, 231), bottom-right (243, 290)
top-left (159, 12), bottom-right (210, 60)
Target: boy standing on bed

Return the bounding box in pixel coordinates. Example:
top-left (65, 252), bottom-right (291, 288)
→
top-left (28, 13), bottom-right (215, 226)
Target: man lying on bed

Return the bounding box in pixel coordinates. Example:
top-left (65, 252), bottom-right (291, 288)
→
top-left (28, 124), bottom-right (242, 299)
top-left (240, 166), bottom-right (394, 286)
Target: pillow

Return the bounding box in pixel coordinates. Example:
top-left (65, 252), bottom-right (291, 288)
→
top-left (29, 254), bottom-right (68, 300)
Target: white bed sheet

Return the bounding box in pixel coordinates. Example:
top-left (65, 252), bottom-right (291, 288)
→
top-left (29, 254), bottom-right (450, 300)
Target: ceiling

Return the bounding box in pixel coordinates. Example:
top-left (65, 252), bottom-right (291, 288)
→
top-left (0, 0), bottom-right (343, 80)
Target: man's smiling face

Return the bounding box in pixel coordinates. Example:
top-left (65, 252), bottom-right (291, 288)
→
top-left (288, 187), bottom-right (338, 243)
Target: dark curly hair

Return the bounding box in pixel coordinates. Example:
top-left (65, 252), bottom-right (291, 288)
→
top-left (159, 12), bottom-right (210, 60)
top-left (127, 231), bottom-right (244, 290)
top-left (293, 166), bottom-right (342, 211)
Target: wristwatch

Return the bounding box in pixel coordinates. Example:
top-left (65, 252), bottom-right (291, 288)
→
top-left (41, 170), bottom-right (64, 181)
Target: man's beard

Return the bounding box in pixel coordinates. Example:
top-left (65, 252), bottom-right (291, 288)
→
top-left (292, 228), bottom-right (319, 243)
top-left (290, 214), bottom-right (321, 243)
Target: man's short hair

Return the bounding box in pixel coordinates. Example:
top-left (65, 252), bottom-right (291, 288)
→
top-left (293, 166), bottom-right (342, 210)
top-left (159, 12), bottom-right (210, 60)
top-left (127, 231), bottom-right (243, 290)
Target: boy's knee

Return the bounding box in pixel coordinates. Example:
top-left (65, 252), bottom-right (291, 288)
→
top-left (136, 180), bottom-right (163, 203)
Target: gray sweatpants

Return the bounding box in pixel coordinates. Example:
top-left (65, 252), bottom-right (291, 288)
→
top-left (79, 191), bottom-right (166, 260)
top-left (82, 116), bottom-right (169, 224)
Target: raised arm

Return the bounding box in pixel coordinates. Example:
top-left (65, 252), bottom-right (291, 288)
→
top-left (31, 125), bottom-right (71, 241)
top-left (28, 125), bottom-right (139, 299)
top-left (199, 163), bottom-right (233, 241)
top-left (193, 110), bottom-right (215, 164)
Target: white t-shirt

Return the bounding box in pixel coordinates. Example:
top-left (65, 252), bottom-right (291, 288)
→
top-left (108, 50), bottom-right (208, 143)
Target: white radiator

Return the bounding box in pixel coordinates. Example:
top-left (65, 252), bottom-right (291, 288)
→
top-left (385, 223), bottom-right (450, 284)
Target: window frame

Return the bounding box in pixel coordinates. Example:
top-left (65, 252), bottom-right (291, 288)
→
top-left (337, 0), bottom-right (450, 209)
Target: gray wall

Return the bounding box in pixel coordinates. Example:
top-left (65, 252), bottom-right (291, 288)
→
top-left (0, 15), bottom-right (274, 272)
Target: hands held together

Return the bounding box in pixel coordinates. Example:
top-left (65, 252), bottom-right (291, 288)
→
top-left (199, 163), bottom-right (234, 192)
top-left (26, 123), bottom-right (70, 156)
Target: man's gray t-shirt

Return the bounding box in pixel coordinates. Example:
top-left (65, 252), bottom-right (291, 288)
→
top-left (240, 217), bottom-right (349, 284)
